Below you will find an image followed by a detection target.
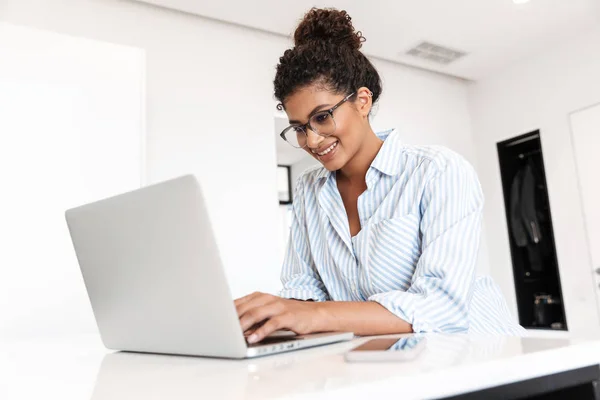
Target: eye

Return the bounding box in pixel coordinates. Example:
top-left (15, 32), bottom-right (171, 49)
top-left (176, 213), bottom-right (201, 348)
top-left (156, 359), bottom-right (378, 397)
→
top-left (313, 113), bottom-right (330, 125)
top-left (292, 126), bottom-right (306, 133)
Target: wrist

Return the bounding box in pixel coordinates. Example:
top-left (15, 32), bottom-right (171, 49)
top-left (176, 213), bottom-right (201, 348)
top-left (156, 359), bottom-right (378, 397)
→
top-left (311, 301), bottom-right (333, 332)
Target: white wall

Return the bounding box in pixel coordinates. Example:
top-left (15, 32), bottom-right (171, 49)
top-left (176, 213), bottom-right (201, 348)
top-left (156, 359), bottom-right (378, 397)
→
top-left (0, 22), bottom-right (144, 338)
top-left (371, 60), bottom-right (479, 167)
top-left (1, 0), bottom-right (290, 299)
top-left (469, 26), bottom-right (600, 335)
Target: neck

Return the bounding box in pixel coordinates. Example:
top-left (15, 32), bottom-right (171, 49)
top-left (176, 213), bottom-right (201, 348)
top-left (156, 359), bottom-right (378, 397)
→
top-left (337, 128), bottom-right (383, 185)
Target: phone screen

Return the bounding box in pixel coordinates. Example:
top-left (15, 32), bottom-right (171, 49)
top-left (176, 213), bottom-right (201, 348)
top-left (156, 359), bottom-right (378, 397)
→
top-left (352, 336), bottom-right (425, 352)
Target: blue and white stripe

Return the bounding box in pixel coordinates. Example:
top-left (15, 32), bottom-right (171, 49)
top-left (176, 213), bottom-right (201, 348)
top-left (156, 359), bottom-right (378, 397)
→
top-left (279, 129), bottom-right (525, 336)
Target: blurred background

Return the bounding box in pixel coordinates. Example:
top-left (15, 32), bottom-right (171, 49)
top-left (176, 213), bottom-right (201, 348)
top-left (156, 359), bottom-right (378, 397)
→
top-left (0, 0), bottom-right (599, 341)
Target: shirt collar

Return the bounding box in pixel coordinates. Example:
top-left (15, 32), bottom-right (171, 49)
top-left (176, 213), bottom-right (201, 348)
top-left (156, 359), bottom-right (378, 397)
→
top-left (370, 128), bottom-right (402, 176)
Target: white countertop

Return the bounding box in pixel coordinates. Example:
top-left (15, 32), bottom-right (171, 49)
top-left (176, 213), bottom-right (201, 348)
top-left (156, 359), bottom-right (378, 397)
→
top-left (2, 333), bottom-right (600, 400)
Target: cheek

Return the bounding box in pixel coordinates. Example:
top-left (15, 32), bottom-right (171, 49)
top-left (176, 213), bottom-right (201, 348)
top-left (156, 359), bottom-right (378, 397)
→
top-left (334, 112), bottom-right (360, 144)
top-left (336, 127), bottom-right (360, 152)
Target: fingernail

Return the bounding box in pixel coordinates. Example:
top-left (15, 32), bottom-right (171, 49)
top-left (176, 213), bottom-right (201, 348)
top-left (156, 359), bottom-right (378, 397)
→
top-left (248, 334), bottom-right (258, 344)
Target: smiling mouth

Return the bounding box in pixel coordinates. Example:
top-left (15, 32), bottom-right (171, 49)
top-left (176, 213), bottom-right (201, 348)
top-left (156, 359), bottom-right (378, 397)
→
top-left (314, 141), bottom-right (338, 156)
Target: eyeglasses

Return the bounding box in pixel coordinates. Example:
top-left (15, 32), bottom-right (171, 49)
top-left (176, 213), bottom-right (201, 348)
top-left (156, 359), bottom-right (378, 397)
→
top-left (280, 92), bottom-right (356, 149)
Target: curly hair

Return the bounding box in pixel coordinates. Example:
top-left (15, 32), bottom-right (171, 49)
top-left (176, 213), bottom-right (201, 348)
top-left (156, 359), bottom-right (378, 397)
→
top-left (274, 8), bottom-right (382, 108)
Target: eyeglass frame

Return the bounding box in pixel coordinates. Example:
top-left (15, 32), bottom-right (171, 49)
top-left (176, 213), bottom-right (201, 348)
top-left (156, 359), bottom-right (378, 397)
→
top-left (279, 91), bottom-right (356, 148)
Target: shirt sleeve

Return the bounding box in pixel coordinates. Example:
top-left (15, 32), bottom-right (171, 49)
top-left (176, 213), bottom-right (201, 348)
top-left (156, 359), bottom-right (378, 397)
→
top-left (279, 177), bottom-right (330, 302)
top-left (368, 155), bottom-right (484, 333)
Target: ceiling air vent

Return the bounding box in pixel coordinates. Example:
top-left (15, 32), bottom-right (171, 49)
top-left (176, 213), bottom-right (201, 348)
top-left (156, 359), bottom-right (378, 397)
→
top-left (406, 41), bottom-right (466, 64)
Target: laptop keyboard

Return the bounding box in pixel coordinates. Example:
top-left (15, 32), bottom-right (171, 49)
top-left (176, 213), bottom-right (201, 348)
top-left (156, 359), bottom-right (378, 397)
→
top-left (247, 336), bottom-right (305, 347)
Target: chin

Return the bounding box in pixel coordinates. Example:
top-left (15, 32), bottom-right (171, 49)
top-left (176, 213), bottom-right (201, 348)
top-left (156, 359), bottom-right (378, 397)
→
top-left (322, 158), bottom-right (345, 172)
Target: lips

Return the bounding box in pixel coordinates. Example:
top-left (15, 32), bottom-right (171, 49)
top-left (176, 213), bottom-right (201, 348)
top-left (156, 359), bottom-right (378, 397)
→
top-left (312, 140), bottom-right (339, 163)
top-left (313, 141), bottom-right (338, 156)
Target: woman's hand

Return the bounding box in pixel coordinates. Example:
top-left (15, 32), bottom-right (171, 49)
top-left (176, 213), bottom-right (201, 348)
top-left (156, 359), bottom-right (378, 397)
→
top-left (235, 293), bottom-right (412, 343)
top-left (234, 292), bottom-right (321, 344)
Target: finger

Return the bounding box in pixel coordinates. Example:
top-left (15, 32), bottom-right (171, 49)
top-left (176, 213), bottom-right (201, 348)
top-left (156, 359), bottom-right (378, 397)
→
top-left (234, 292), bottom-right (262, 308)
top-left (239, 302), bottom-right (285, 332)
top-left (243, 320), bottom-right (266, 337)
top-left (235, 292), bottom-right (268, 312)
top-left (236, 293), bottom-right (276, 318)
top-left (247, 315), bottom-right (290, 344)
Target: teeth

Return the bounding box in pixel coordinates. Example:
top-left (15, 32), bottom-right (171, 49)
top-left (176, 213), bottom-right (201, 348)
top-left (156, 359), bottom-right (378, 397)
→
top-left (317, 141), bottom-right (338, 156)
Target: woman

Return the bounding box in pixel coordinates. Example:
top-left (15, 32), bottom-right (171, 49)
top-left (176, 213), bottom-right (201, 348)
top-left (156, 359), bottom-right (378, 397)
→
top-left (236, 8), bottom-right (525, 344)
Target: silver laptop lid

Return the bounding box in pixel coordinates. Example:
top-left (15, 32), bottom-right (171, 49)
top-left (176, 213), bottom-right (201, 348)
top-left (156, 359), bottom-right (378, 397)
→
top-left (65, 175), bottom-right (248, 358)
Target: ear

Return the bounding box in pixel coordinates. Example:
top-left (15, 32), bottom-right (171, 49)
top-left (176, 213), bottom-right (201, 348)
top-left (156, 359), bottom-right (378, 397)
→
top-left (355, 87), bottom-right (373, 118)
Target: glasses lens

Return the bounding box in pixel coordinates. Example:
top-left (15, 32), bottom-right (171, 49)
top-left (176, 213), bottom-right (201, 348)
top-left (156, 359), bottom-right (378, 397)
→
top-left (282, 126), bottom-right (306, 148)
top-left (309, 112), bottom-right (336, 136)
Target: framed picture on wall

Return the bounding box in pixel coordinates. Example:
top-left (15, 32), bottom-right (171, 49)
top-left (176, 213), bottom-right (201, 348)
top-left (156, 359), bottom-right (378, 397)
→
top-left (277, 165), bottom-right (292, 205)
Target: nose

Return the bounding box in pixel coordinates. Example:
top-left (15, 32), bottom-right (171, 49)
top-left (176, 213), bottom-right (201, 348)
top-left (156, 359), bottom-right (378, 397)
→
top-left (306, 128), bottom-right (323, 150)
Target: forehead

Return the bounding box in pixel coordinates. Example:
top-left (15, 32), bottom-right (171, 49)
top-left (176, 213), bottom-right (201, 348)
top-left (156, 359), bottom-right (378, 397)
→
top-left (284, 87), bottom-right (340, 122)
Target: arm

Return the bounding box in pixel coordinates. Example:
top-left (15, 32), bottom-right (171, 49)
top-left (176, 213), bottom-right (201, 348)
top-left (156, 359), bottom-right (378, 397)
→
top-left (235, 295), bottom-right (411, 343)
top-left (278, 177), bottom-right (330, 301)
top-left (313, 301), bottom-right (413, 335)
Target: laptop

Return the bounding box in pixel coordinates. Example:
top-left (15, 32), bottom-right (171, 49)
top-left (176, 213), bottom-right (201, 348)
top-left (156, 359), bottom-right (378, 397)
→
top-left (65, 174), bottom-right (353, 358)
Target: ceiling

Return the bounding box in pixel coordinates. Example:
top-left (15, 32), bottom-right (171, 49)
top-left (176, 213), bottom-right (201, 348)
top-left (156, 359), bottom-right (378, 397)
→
top-left (135, 0), bottom-right (600, 80)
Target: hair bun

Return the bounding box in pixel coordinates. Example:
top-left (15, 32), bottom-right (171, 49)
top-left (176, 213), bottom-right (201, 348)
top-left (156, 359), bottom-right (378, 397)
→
top-left (294, 8), bottom-right (365, 50)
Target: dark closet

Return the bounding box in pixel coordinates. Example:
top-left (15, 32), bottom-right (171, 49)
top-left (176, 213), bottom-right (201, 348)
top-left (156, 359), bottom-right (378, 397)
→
top-left (497, 130), bottom-right (567, 330)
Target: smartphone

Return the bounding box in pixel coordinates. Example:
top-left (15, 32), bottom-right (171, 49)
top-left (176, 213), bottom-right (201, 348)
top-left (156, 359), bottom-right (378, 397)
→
top-left (344, 336), bottom-right (426, 362)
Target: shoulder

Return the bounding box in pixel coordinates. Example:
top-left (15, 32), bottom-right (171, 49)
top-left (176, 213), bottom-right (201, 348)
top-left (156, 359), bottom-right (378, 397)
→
top-left (404, 145), bottom-right (484, 211)
top-left (397, 143), bottom-right (483, 210)
top-left (290, 164), bottom-right (326, 210)
top-left (401, 143), bottom-right (478, 181)
top-left (375, 129), bottom-right (477, 179)
top-left (292, 164), bottom-right (326, 199)
top-left (296, 164), bottom-right (327, 188)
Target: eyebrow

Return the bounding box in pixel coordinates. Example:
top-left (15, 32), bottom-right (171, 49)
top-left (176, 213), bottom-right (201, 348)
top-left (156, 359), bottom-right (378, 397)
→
top-left (288, 103), bottom-right (331, 124)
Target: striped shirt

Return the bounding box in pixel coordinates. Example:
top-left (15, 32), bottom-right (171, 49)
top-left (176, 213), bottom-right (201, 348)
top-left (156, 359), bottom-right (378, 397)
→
top-left (279, 129), bottom-right (525, 335)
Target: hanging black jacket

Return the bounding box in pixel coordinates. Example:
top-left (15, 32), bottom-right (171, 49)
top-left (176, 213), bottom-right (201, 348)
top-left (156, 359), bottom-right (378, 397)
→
top-left (520, 163), bottom-right (542, 245)
top-left (510, 162), bottom-right (542, 247)
top-left (510, 168), bottom-right (528, 247)
top-left (510, 161), bottom-right (545, 272)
